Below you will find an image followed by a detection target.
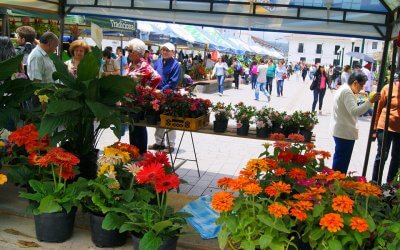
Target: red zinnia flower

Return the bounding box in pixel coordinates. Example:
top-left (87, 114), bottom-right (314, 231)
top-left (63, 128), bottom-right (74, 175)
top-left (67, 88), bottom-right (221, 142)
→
top-left (277, 150), bottom-right (294, 163)
top-left (154, 174), bottom-right (180, 193)
top-left (292, 154), bottom-right (309, 165)
top-left (135, 162), bottom-right (165, 184)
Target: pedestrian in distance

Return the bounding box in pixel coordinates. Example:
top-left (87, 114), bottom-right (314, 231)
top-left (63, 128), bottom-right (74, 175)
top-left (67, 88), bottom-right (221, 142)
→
top-left (254, 59), bottom-right (271, 102)
top-left (211, 57), bottom-right (229, 96)
top-left (330, 71), bottom-right (380, 174)
top-left (275, 60), bottom-right (287, 97)
top-left (310, 65), bottom-right (330, 114)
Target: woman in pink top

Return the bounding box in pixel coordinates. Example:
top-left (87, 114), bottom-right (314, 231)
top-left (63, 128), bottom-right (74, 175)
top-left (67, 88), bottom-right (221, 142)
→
top-left (311, 65), bottom-right (330, 114)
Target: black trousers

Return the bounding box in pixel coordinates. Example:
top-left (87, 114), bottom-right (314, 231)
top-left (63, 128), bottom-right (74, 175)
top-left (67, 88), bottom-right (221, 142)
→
top-left (129, 125), bottom-right (148, 155)
top-left (233, 73), bottom-right (240, 89)
top-left (312, 88), bottom-right (326, 112)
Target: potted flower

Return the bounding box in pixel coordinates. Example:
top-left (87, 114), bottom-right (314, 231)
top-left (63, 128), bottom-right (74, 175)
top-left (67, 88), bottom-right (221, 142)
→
top-left (292, 111), bottom-right (318, 142)
top-left (281, 114), bottom-right (299, 137)
top-left (234, 102), bottom-right (256, 136)
top-left (267, 108), bottom-right (284, 133)
top-left (78, 142), bottom-right (143, 248)
top-left (19, 147), bottom-right (86, 243)
top-left (211, 102), bottom-right (234, 133)
top-left (135, 85), bottom-right (166, 125)
top-left (255, 107), bottom-right (273, 138)
top-left (101, 151), bottom-right (192, 250)
top-left (212, 136), bottom-right (384, 249)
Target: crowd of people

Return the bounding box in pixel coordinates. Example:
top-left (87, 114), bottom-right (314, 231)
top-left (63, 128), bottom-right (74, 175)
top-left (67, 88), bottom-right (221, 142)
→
top-left (0, 24), bottom-right (399, 184)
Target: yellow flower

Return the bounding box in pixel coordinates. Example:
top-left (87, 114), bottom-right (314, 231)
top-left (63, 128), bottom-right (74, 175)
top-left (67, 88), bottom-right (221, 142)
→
top-left (104, 147), bottom-right (131, 163)
top-left (0, 140), bottom-right (5, 147)
top-left (38, 95), bottom-right (49, 104)
top-left (34, 89), bottom-right (40, 95)
top-left (0, 174), bottom-right (7, 185)
top-left (97, 163), bottom-right (114, 176)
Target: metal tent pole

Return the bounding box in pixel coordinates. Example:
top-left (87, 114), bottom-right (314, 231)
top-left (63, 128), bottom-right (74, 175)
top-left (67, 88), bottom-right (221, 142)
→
top-left (362, 12), bottom-right (394, 177)
top-left (377, 43), bottom-right (398, 184)
top-left (58, 0), bottom-right (66, 59)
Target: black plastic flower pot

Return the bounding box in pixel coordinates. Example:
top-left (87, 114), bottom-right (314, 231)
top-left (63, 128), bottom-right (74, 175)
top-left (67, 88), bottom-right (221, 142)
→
top-left (131, 234), bottom-right (178, 250)
top-left (132, 112), bottom-right (142, 123)
top-left (283, 126), bottom-right (298, 138)
top-left (236, 124), bottom-right (250, 136)
top-left (256, 127), bottom-right (270, 138)
top-left (213, 120), bottom-right (228, 133)
top-left (34, 207), bottom-right (77, 243)
top-left (271, 124), bottom-right (282, 134)
top-left (90, 213), bottom-right (127, 248)
top-left (299, 129), bottom-right (313, 142)
top-left (146, 113), bottom-right (159, 125)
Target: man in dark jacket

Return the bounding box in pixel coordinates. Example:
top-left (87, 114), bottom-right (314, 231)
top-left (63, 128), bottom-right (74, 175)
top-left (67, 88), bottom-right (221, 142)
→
top-left (14, 26), bottom-right (37, 75)
top-left (149, 42), bottom-right (181, 153)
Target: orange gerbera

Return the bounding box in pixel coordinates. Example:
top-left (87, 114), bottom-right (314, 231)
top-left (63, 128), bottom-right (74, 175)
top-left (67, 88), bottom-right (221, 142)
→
top-left (268, 202), bottom-right (289, 218)
top-left (355, 182), bottom-right (382, 197)
top-left (274, 168), bottom-right (287, 176)
top-left (290, 208), bottom-right (307, 221)
top-left (295, 201), bottom-right (314, 211)
top-left (211, 191), bottom-right (235, 213)
top-left (350, 217), bottom-right (369, 233)
top-left (326, 171), bottom-right (346, 182)
top-left (332, 195), bottom-right (354, 213)
top-left (288, 133), bottom-right (305, 142)
top-left (217, 177), bottom-right (233, 188)
top-left (265, 181), bottom-right (291, 197)
top-left (243, 183), bottom-right (262, 195)
top-left (288, 168), bottom-right (307, 179)
top-left (320, 213), bottom-right (344, 232)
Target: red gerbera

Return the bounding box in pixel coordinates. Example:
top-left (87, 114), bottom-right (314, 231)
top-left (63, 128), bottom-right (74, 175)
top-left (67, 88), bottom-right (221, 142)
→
top-left (140, 151), bottom-right (171, 167)
top-left (154, 174), bottom-right (180, 193)
top-left (136, 162), bottom-right (166, 184)
top-left (28, 152), bottom-right (41, 166)
top-left (56, 165), bottom-right (76, 180)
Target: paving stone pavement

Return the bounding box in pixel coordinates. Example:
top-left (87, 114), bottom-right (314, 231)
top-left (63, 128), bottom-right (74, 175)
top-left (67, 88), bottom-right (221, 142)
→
top-left (97, 76), bottom-right (389, 195)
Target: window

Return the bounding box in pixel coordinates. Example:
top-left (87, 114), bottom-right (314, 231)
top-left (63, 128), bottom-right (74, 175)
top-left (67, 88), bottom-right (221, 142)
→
top-left (298, 43), bottom-right (304, 53)
top-left (316, 44), bottom-right (322, 54)
top-left (372, 42), bottom-right (378, 50)
top-left (334, 45), bottom-right (341, 55)
top-left (354, 46), bottom-right (360, 52)
top-left (315, 58), bottom-right (321, 64)
top-left (300, 57), bottom-right (306, 62)
top-left (333, 59), bottom-right (340, 66)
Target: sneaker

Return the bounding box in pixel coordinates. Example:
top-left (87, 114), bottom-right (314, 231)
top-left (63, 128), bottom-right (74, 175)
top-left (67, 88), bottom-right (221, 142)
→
top-left (148, 144), bottom-right (165, 150)
top-left (218, 92), bottom-right (222, 96)
top-left (164, 147), bottom-right (175, 154)
top-left (267, 96), bottom-right (271, 102)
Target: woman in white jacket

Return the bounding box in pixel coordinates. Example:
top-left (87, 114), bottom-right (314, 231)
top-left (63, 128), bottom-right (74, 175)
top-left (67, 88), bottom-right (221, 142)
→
top-left (211, 57), bottom-right (229, 96)
top-left (330, 71), bottom-right (380, 174)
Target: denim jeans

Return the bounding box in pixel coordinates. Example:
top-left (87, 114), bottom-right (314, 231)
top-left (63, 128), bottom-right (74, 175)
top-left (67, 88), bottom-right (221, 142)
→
top-left (251, 74), bottom-right (257, 89)
top-left (277, 80), bottom-right (284, 96)
top-left (332, 136), bottom-right (355, 174)
top-left (312, 88), bottom-right (326, 112)
top-left (266, 77), bottom-right (273, 94)
top-left (372, 130), bottom-right (400, 183)
top-left (255, 82), bottom-right (270, 100)
top-left (217, 75), bottom-right (225, 94)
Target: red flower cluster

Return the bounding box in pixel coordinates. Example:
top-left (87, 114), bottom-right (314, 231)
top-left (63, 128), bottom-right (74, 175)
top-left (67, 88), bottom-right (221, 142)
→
top-left (36, 147), bottom-right (80, 180)
top-left (135, 151), bottom-right (180, 193)
top-left (8, 124), bottom-right (48, 153)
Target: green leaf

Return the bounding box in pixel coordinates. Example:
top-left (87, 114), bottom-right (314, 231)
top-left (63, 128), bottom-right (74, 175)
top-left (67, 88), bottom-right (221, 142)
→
top-left (152, 220), bottom-right (173, 235)
top-left (39, 115), bottom-right (70, 137)
top-left (102, 213), bottom-right (126, 231)
top-left (119, 223), bottom-right (137, 233)
top-left (0, 54), bottom-right (24, 80)
top-left (45, 100), bottom-right (82, 114)
top-left (366, 214), bottom-right (376, 232)
top-left (341, 235), bottom-right (355, 246)
top-left (218, 227), bottom-right (229, 250)
top-left (49, 53), bottom-right (75, 85)
top-left (37, 195), bottom-right (62, 214)
top-left (259, 234), bottom-right (273, 249)
top-left (241, 240), bottom-right (255, 250)
top-left (85, 100), bottom-right (114, 120)
top-left (353, 231), bottom-right (363, 246)
top-left (139, 231), bottom-right (163, 250)
top-left (77, 52), bottom-right (100, 82)
top-left (309, 228), bottom-right (325, 241)
top-left (313, 204), bottom-right (325, 217)
top-left (328, 239), bottom-right (342, 250)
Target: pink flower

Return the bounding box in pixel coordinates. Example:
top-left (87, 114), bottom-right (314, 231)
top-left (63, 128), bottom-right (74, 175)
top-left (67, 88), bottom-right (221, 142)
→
top-left (256, 121), bottom-right (265, 128)
top-left (237, 122), bottom-right (243, 128)
top-left (355, 176), bottom-right (367, 183)
top-left (297, 179), bottom-right (315, 186)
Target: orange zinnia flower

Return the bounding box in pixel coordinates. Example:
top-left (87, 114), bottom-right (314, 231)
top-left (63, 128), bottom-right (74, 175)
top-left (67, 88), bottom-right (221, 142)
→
top-left (269, 133), bottom-right (286, 140)
top-left (243, 183), bottom-right (262, 195)
top-left (246, 159), bottom-right (269, 172)
top-left (304, 151), bottom-right (317, 160)
top-left (288, 168), bottom-right (307, 179)
top-left (293, 192), bottom-right (314, 201)
top-left (305, 143), bottom-right (316, 150)
top-left (355, 182), bottom-right (382, 197)
top-left (290, 208), bottom-right (307, 221)
top-left (350, 217), bottom-right (369, 233)
top-left (265, 181), bottom-right (291, 197)
top-left (217, 177), bottom-right (232, 188)
top-left (339, 180), bottom-right (359, 189)
top-left (326, 171), bottom-right (346, 182)
top-left (288, 133), bottom-right (305, 142)
top-left (320, 213), bottom-right (344, 232)
top-left (211, 191), bottom-right (235, 213)
top-left (295, 201), bottom-right (313, 211)
top-left (268, 202), bottom-right (289, 218)
top-left (264, 158), bottom-right (279, 170)
top-left (239, 169), bottom-right (256, 179)
top-left (273, 141), bottom-right (291, 150)
top-left (332, 195), bottom-right (354, 213)
top-left (317, 150), bottom-right (331, 159)
top-left (274, 168), bottom-right (286, 176)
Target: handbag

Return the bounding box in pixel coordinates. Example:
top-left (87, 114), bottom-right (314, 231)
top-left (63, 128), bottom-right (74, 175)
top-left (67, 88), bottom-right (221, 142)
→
top-left (282, 73), bottom-right (287, 80)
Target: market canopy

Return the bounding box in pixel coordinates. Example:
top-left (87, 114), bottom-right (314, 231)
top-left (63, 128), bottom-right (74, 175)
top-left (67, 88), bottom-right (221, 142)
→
top-left (0, 0), bottom-right (397, 40)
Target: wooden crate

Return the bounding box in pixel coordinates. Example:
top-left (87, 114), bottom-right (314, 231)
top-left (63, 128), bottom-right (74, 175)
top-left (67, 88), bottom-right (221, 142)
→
top-left (160, 115), bottom-right (205, 131)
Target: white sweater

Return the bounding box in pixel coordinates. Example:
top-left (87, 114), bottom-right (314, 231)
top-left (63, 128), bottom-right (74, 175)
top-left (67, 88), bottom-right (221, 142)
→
top-left (330, 84), bottom-right (372, 140)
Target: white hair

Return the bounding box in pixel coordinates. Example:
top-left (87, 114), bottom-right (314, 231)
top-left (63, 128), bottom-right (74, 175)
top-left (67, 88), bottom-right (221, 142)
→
top-left (127, 38), bottom-right (147, 56)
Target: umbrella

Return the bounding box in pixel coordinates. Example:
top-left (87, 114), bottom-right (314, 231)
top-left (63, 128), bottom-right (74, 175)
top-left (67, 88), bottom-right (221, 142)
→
top-left (346, 52), bottom-right (375, 63)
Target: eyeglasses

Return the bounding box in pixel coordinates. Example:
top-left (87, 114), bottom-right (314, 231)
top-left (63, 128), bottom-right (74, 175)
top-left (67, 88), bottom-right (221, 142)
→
top-left (161, 48), bottom-right (171, 52)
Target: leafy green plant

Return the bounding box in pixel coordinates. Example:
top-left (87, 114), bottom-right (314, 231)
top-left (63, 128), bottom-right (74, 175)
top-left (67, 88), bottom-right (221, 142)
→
top-left (234, 102), bottom-right (256, 125)
top-left (211, 102), bottom-right (234, 121)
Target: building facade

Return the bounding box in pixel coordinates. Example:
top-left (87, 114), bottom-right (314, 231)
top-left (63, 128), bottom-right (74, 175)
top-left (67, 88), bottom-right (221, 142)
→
top-left (287, 34), bottom-right (383, 68)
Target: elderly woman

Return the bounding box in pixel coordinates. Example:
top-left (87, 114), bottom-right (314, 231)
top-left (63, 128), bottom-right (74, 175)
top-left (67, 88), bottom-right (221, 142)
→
top-left (126, 38), bottom-right (161, 154)
top-left (65, 40), bottom-right (91, 78)
top-left (330, 71), bottom-right (380, 174)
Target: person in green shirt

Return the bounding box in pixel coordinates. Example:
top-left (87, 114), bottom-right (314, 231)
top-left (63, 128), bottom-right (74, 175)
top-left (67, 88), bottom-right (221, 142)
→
top-left (266, 59), bottom-right (276, 95)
